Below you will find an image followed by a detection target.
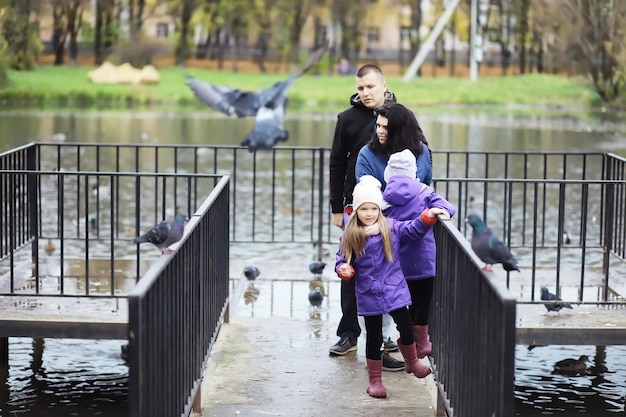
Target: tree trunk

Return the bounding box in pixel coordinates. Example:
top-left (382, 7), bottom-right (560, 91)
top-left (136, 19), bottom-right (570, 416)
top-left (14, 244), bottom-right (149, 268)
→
top-left (66, 1), bottom-right (82, 66)
top-left (52, 3), bottom-right (66, 66)
top-left (176, 0), bottom-right (194, 66)
top-left (410, 0), bottom-right (422, 77)
top-left (254, 32), bottom-right (270, 73)
top-left (517, 0), bottom-right (530, 75)
top-left (94, 0), bottom-right (103, 65)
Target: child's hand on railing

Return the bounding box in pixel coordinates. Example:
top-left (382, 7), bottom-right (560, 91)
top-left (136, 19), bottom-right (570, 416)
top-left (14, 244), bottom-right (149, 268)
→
top-left (420, 208), bottom-right (451, 225)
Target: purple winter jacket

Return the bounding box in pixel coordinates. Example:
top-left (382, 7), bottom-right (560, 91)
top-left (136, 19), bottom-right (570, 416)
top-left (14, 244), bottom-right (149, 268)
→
top-left (382, 176), bottom-right (456, 280)
top-left (335, 215), bottom-right (432, 316)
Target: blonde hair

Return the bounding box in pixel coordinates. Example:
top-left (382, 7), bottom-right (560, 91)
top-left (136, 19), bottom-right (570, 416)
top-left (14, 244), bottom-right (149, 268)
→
top-left (340, 211), bottom-right (393, 264)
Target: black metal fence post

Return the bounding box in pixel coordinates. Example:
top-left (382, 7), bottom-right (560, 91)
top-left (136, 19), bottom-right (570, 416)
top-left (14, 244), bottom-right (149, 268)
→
top-left (316, 148), bottom-right (325, 261)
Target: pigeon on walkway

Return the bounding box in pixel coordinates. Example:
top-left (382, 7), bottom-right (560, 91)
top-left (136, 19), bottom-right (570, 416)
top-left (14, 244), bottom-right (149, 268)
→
top-left (540, 286), bottom-right (573, 316)
top-left (243, 265), bottom-right (261, 282)
top-left (133, 212), bottom-right (189, 254)
top-left (308, 286), bottom-right (324, 308)
top-left (185, 39), bottom-right (329, 152)
top-left (465, 213), bottom-right (519, 272)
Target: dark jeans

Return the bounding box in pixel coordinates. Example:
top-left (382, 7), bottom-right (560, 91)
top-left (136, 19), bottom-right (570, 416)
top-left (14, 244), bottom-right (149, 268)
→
top-left (407, 277), bottom-right (434, 326)
top-left (336, 276), bottom-right (361, 339)
top-left (364, 307), bottom-right (413, 360)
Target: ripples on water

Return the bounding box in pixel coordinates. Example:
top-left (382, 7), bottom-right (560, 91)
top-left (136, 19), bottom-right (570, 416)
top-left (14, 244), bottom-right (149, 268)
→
top-left (1, 338), bottom-right (128, 416)
top-left (515, 345), bottom-right (626, 415)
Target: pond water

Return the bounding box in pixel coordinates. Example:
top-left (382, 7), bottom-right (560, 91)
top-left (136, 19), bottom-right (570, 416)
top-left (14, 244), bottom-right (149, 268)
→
top-left (1, 109), bottom-right (625, 416)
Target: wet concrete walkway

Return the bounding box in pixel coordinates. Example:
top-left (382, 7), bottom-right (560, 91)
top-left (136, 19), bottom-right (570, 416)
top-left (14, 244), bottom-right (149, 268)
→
top-left (193, 256), bottom-right (438, 417)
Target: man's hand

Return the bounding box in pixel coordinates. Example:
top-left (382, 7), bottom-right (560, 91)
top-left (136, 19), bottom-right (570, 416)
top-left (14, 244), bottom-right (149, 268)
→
top-left (332, 212), bottom-right (344, 228)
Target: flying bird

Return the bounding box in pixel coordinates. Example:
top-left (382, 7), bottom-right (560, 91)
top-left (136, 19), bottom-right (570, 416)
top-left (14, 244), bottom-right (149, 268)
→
top-left (465, 213), bottom-right (519, 272)
top-left (243, 265), bottom-right (261, 282)
top-left (540, 286), bottom-right (573, 316)
top-left (308, 260), bottom-right (326, 276)
top-left (133, 212), bottom-right (189, 254)
top-left (185, 39), bottom-right (329, 152)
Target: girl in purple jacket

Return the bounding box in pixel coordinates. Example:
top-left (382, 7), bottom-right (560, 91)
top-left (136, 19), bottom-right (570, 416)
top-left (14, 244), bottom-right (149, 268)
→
top-left (382, 149), bottom-right (456, 359)
top-left (335, 175), bottom-right (450, 398)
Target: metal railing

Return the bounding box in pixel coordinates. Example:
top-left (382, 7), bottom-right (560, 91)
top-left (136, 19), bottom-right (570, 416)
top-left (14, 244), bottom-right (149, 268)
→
top-left (0, 169), bottom-right (219, 297)
top-left (128, 176), bottom-right (230, 417)
top-left (0, 144), bottom-right (38, 261)
top-left (2, 143), bottom-right (626, 417)
top-left (433, 177), bottom-right (626, 305)
top-left (432, 218), bottom-right (516, 417)
top-left (3, 143), bottom-right (626, 303)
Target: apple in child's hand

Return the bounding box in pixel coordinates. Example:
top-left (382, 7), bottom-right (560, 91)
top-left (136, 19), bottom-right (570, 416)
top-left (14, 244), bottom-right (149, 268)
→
top-left (338, 263), bottom-right (355, 280)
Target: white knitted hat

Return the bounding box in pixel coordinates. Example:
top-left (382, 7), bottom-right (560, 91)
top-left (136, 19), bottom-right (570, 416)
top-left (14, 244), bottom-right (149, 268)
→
top-left (352, 175), bottom-right (384, 211)
top-left (384, 149), bottom-right (417, 183)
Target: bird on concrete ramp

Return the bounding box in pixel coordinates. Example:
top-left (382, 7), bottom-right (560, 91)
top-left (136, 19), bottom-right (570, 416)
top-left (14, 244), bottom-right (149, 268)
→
top-left (133, 212), bottom-right (189, 254)
top-left (185, 39), bottom-right (329, 152)
top-left (540, 286), bottom-right (573, 316)
top-left (465, 213), bottom-right (519, 272)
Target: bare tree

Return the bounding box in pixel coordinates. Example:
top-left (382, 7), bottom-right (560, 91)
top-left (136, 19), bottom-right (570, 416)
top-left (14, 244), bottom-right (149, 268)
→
top-left (330, 0), bottom-right (366, 64)
top-left (94, 0), bottom-right (116, 65)
top-left (51, 0), bottom-right (68, 65)
top-left (174, 0), bottom-right (197, 66)
top-left (406, 0), bottom-right (423, 76)
top-left (514, 0), bottom-right (530, 74)
top-left (491, 0), bottom-right (514, 75)
top-left (251, 0), bottom-right (278, 72)
top-left (66, 0), bottom-right (85, 66)
top-left (534, 0), bottom-right (626, 102)
top-left (275, 0), bottom-right (316, 71)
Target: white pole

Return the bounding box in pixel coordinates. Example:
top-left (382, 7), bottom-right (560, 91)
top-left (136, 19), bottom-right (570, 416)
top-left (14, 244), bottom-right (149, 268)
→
top-left (469, 0), bottom-right (479, 81)
top-left (402, 0), bottom-right (461, 82)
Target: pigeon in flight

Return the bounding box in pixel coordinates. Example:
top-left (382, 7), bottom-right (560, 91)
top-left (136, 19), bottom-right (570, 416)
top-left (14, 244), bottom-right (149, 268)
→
top-left (308, 260), bottom-right (326, 276)
top-left (540, 286), bottom-right (573, 316)
top-left (465, 213), bottom-right (520, 272)
top-left (185, 39), bottom-right (329, 152)
top-left (243, 265), bottom-right (261, 282)
top-left (133, 212), bottom-right (189, 254)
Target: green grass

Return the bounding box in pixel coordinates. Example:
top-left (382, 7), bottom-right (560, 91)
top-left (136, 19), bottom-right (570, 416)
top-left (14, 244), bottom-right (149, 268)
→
top-left (0, 64), bottom-right (600, 111)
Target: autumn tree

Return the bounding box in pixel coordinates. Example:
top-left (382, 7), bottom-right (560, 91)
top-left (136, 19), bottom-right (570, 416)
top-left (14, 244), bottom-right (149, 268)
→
top-left (329, 0), bottom-right (368, 65)
top-left (94, 0), bottom-right (116, 65)
top-left (251, 0), bottom-right (277, 72)
top-left (534, 0), bottom-right (625, 102)
top-left (2, 0), bottom-right (43, 70)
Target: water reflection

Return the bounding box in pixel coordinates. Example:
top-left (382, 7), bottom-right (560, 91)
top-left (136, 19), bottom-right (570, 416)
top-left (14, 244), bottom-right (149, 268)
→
top-left (1, 338), bottom-right (128, 417)
top-left (516, 345), bottom-right (625, 415)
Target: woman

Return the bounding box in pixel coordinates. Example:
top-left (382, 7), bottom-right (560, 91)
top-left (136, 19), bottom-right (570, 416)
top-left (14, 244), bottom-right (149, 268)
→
top-left (355, 102), bottom-right (432, 189)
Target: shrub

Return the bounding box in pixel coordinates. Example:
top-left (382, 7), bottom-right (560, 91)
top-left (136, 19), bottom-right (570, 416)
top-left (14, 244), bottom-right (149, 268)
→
top-left (0, 36), bottom-right (9, 87)
top-left (109, 33), bottom-right (171, 68)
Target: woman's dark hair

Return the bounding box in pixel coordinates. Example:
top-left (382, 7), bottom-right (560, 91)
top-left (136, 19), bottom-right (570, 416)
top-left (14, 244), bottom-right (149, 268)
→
top-left (370, 103), bottom-right (428, 160)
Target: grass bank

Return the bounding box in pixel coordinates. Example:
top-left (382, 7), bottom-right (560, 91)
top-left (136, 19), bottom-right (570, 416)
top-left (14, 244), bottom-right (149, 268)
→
top-left (0, 64), bottom-right (599, 111)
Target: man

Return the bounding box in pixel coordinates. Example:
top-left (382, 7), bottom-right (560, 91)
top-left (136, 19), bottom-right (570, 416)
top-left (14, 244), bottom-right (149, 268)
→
top-left (328, 64), bottom-right (404, 371)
